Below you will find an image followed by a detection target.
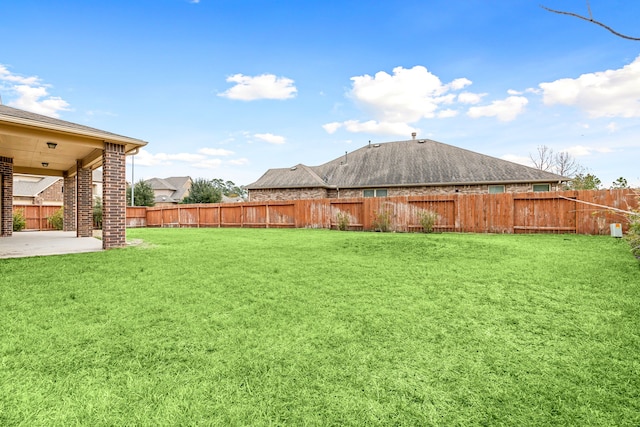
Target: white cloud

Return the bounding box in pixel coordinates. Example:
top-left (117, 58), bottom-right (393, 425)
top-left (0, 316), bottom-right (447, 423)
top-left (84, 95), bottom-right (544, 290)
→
top-left (607, 122), bottom-right (618, 133)
top-left (193, 158), bottom-right (223, 169)
top-left (349, 65), bottom-right (470, 123)
top-left (539, 55), bottom-right (640, 118)
top-left (458, 92), bottom-right (486, 104)
top-left (501, 154), bottom-right (534, 167)
top-left (437, 109), bottom-right (458, 118)
top-left (341, 120), bottom-right (416, 136)
top-left (134, 146), bottom-right (241, 169)
top-left (254, 133), bottom-right (286, 144)
top-left (467, 96), bottom-right (529, 122)
top-left (322, 122), bottom-right (342, 134)
top-left (218, 73), bottom-right (297, 101)
top-left (0, 65), bottom-right (70, 118)
top-left (564, 145), bottom-right (613, 157)
top-left (198, 147), bottom-right (235, 156)
top-left (228, 158), bottom-right (250, 166)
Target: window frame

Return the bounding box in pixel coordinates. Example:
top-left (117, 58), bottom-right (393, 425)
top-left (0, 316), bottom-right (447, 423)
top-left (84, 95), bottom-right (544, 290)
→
top-left (488, 185), bottom-right (505, 194)
top-left (363, 189), bottom-right (388, 198)
top-left (532, 183), bottom-right (551, 192)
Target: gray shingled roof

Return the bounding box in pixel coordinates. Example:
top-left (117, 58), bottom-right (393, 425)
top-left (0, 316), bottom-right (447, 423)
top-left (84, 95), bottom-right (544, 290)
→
top-left (247, 139), bottom-right (567, 189)
top-left (13, 176), bottom-right (61, 197)
top-left (146, 176), bottom-right (191, 203)
top-left (0, 104), bottom-right (143, 142)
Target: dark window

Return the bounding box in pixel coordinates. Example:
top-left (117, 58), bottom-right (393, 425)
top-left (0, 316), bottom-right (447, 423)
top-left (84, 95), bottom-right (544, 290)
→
top-left (533, 184), bottom-right (550, 192)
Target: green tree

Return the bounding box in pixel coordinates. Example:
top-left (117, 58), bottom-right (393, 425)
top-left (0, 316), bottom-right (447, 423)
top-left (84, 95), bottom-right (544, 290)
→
top-left (126, 180), bottom-right (155, 207)
top-left (211, 178), bottom-right (247, 199)
top-left (567, 173), bottom-right (602, 190)
top-left (611, 177), bottom-right (629, 189)
top-left (182, 178), bottom-right (222, 204)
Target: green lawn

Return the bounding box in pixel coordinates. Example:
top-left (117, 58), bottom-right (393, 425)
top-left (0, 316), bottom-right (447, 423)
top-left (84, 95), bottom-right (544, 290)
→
top-left (1, 229), bottom-right (639, 426)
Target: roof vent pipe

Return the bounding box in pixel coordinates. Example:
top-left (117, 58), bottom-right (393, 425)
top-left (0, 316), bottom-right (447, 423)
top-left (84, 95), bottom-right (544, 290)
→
top-left (411, 132), bottom-right (417, 140)
top-left (344, 151), bottom-right (348, 164)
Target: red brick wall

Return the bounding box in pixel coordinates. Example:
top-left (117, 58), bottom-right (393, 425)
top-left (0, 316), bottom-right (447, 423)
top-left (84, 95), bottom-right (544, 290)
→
top-left (0, 156), bottom-right (13, 236)
top-left (250, 182), bottom-right (564, 201)
top-left (76, 162), bottom-right (93, 237)
top-left (36, 179), bottom-right (63, 204)
top-left (63, 175), bottom-right (76, 231)
top-left (249, 187), bottom-right (329, 201)
top-left (102, 142), bottom-right (126, 249)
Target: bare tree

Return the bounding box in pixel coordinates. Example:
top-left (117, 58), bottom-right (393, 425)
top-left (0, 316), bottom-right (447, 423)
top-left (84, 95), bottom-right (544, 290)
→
top-left (529, 145), bottom-right (584, 177)
top-left (554, 151), bottom-right (582, 177)
top-left (530, 145), bottom-right (555, 171)
top-left (541, 2), bottom-right (640, 41)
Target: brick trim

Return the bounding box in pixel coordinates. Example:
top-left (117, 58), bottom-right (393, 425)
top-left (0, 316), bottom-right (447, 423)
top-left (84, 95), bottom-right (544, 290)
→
top-left (0, 156), bottom-right (13, 237)
top-left (63, 175), bottom-right (76, 231)
top-left (102, 142), bottom-right (126, 249)
top-left (76, 162), bottom-right (93, 237)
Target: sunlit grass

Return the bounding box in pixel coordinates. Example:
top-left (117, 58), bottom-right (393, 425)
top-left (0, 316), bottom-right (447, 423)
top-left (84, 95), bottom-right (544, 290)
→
top-left (1, 229), bottom-right (639, 425)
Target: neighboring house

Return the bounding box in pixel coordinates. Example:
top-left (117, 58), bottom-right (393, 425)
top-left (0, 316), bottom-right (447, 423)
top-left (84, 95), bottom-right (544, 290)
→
top-left (92, 169), bottom-right (103, 201)
top-left (146, 176), bottom-right (192, 206)
top-left (247, 137), bottom-right (568, 201)
top-left (14, 170), bottom-right (104, 206)
top-left (13, 175), bottom-right (63, 205)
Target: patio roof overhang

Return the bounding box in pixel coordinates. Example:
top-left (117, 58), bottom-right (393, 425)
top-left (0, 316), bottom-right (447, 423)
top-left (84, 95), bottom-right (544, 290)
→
top-left (0, 105), bottom-right (147, 176)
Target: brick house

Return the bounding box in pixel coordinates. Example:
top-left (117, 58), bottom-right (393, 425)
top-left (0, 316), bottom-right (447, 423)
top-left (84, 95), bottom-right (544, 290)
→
top-left (247, 137), bottom-right (568, 201)
top-left (146, 176), bottom-right (192, 206)
top-left (13, 174), bottom-right (63, 205)
top-left (0, 104), bottom-right (147, 249)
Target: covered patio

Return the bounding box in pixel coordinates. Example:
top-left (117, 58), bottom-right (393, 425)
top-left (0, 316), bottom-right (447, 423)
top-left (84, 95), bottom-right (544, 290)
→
top-left (0, 105), bottom-right (147, 250)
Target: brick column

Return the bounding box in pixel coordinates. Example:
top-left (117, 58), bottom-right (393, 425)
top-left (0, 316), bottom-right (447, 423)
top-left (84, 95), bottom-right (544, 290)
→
top-left (63, 175), bottom-right (76, 231)
top-left (76, 161), bottom-right (93, 237)
top-left (0, 156), bottom-right (13, 237)
top-left (102, 142), bottom-right (126, 249)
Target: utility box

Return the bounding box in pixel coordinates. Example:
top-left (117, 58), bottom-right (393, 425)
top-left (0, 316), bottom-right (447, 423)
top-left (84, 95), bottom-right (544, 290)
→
top-left (610, 223), bottom-right (623, 238)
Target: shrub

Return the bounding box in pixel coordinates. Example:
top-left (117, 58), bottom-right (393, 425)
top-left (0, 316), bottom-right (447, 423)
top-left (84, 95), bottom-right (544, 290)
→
top-left (625, 193), bottom-right (640, 261)
top-left (336, 211), bottom-right (350, 231)
top-left (94, 197), bottom-right (103, 228)
top-left (13, 209), bottom-right (26, 232)
top-left (417, 210), bottom-right (439, 233)
top-left (372, 209), bottom-right (392, 232)
top-left (47, 207), bottom-right (64, 230)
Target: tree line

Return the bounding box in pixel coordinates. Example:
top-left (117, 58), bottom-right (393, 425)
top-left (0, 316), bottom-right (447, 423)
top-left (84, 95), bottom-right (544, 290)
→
top-left (529, 145), bottom-right (630, 190)
top-left (126, 178), bottom-right (247, 207)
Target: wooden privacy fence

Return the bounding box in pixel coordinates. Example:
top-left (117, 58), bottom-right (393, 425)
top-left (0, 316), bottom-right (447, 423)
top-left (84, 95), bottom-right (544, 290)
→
top-left (13, 205), bottom-right (62, 231)
top-left (126, 189), bottom-right (638, 235)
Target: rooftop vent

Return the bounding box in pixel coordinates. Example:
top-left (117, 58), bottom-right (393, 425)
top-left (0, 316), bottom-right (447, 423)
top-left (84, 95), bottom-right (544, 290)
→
top-left (417, 139), bottom-right (426, 143)
top-left (411, 132), bottom-right (417, 140)
top-left (373, 143), bottom-right (381, 148)
top-left (290, 166), bottom-right (297, 171)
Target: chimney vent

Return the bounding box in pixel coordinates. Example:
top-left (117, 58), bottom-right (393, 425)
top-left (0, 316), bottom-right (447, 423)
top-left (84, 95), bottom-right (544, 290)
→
top-left (411, 132), bottom-right (417, 140)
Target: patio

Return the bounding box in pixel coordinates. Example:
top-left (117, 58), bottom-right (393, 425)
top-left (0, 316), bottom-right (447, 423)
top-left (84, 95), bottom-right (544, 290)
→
top-left (0, 230), bottom-right (103, 259)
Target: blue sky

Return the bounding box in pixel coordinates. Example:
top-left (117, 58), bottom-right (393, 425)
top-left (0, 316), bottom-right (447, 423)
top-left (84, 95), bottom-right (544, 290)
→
top-left (1, 0), bottom-right (639, 187)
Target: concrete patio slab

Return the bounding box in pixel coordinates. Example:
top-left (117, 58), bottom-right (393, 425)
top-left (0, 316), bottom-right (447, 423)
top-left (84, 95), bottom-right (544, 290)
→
top-left (0, 231), bottom-right (103, 259)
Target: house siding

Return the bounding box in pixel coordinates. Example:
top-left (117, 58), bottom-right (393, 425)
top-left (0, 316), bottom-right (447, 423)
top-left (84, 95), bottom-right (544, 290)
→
top-left (249, 187), bottom-right (329, 201)
top-left (250, 182), bottom-right (562, 201)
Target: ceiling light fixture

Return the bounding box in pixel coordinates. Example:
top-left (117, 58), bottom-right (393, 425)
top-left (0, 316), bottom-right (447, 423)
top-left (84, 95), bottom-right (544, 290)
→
top-left (46, 142), bottom-right (57, 149)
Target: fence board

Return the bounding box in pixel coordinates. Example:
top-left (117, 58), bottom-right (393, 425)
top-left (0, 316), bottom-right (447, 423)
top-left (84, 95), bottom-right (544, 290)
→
top-left (14, 189), bottom-right (637, 235)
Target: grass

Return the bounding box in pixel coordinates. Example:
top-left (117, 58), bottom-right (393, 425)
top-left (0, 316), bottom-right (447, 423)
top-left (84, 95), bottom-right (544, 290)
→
top-left (1, 228), bottom-right (639, 426)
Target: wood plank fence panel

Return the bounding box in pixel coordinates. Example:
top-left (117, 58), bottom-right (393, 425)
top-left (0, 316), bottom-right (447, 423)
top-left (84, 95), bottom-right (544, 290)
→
top-left (115, 188), bottom-right (637, 235)
top-left (13, 205), bottom-right (61, 231)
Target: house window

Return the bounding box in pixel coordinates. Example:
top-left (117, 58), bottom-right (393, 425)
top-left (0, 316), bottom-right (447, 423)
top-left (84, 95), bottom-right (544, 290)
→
top-left (488, 185), bottom-right (505, 194)
top-left (363, 189), bottom-right (388, 198)
top-left (533, 184), bottom-right (550, 192)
